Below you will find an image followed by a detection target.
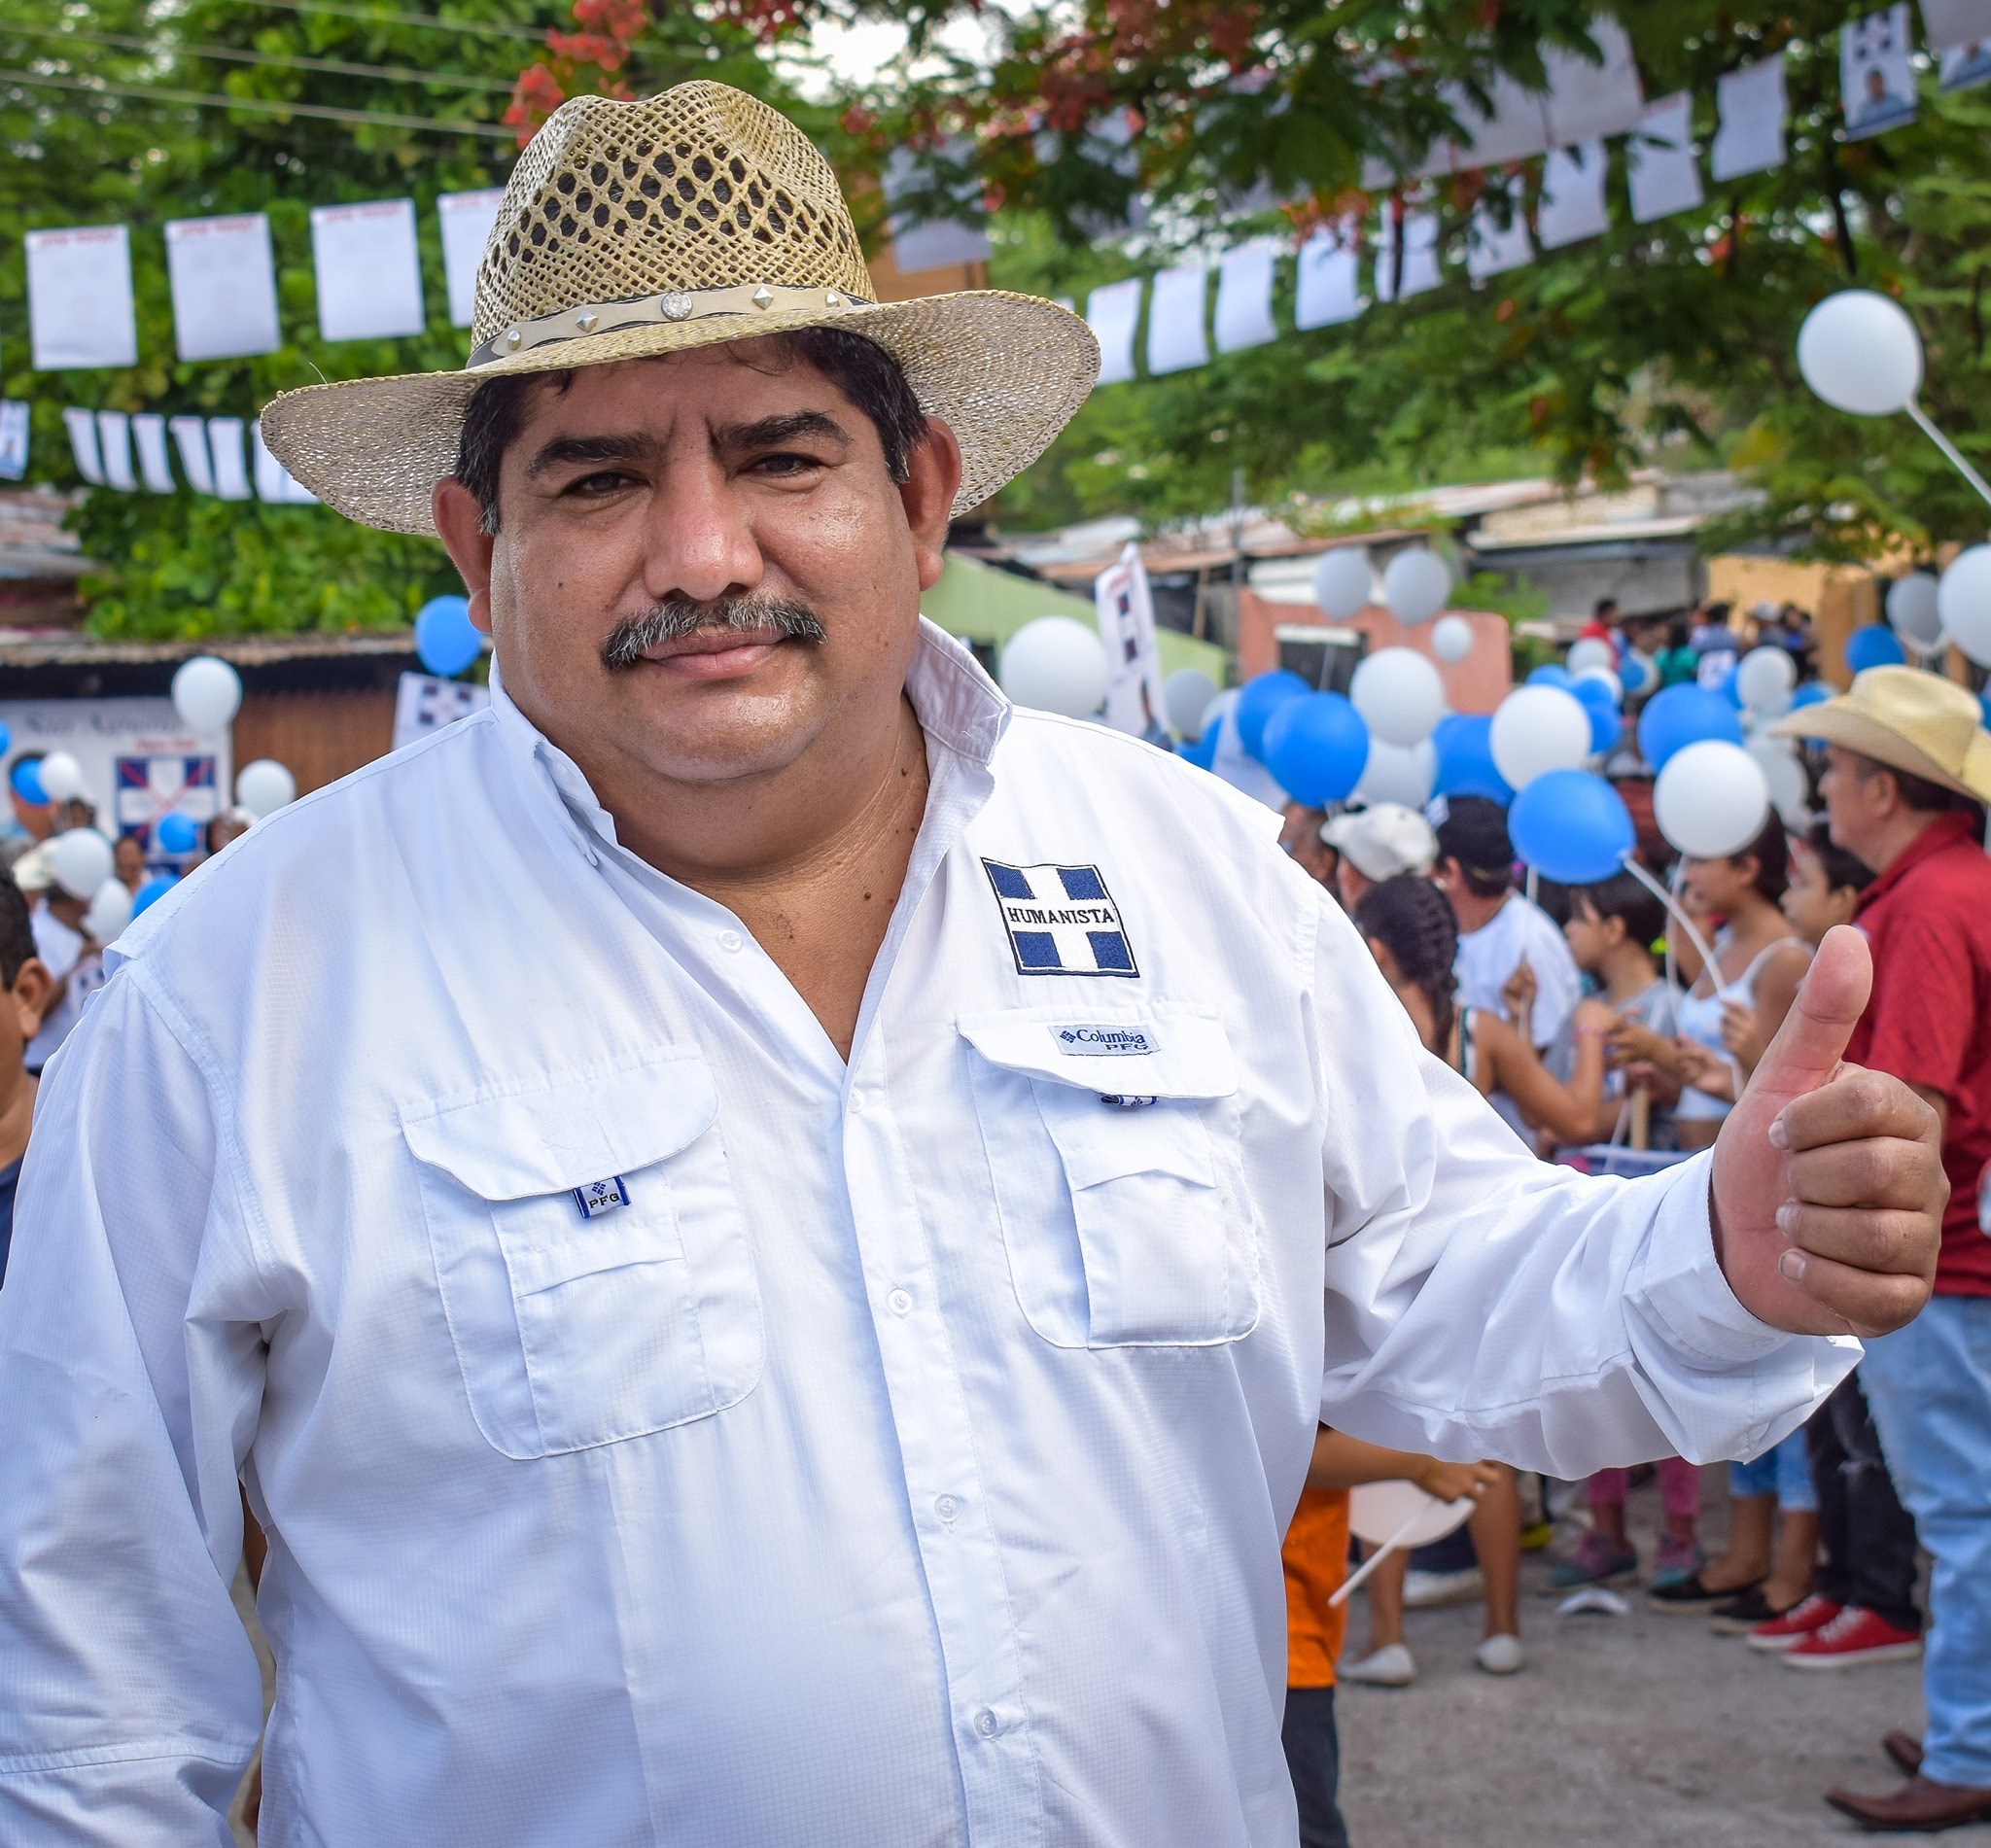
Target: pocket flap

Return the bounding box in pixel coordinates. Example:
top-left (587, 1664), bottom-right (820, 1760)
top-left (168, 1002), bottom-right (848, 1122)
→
top-left (399, 1048), bottom-right (719, 1202)
top-left (957, 1004), bottom-right (1238, 1099)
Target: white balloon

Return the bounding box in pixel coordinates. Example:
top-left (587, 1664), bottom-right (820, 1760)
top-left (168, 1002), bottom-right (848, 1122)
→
top-left (1886, 573), bottom-right (1943, 651)
top-left (1797, 290), bottom-right (1924, 418)
top-left (1566, 637), bottom-right (1615, 677)
top-left (1380, 548), bottom-right (1451, 626)
top-left (1349, 646), bottom-right (1445, 748)
top-left (49, 827), bottom-right (114, 899)
top-left (1624, 647), bottom-right (1659, 694)
top-left (82, 876), bottom-right (133, 944)
top-left (1655, 741), bottom-right (1772, 858)
top-left (1747, 736), bottom-right (1811, 831)
top-left (1938, 545), bottom-right (1991, 667)
top-left (1311, 547), bottom-right (1373, 623)
top-left (1430, 614), bottom-right (1474, 663)
top-left (234, 758), bottom-right (297, 819)
top-left (1574, 664), bottom-right (1624, 705)
top-left (171, 654), bottom-right (244, 733)
top-left (1353, 738), bottom-right (1438, 809)
top-left (34, 750), bottom-right (85, 803)
top-left (1488, 684), bottom-right (1591, 789)
top-left (1163, 667), bottom-right (1218, 740)
top-left (998, 617), bottom-right (1110, 719)
top-left (1736, 645), bottom-right (1798, 715)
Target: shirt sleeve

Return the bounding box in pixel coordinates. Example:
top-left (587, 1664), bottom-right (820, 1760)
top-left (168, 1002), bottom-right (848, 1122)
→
top-left (1858, 906), bottom-right (1976, 1104)
top-left (1305, 892), bottom-right (1855, 1477)
top-left (0, 966), bottom-right (270, 1843)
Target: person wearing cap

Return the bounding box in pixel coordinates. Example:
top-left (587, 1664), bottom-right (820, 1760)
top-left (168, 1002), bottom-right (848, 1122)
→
top-left (0, 85), bottom-right (1947, 1847)
top-left (1321, 801), bottom-right (1436, 913)
top-left (1776, 666), bottom-right (1991, 1831)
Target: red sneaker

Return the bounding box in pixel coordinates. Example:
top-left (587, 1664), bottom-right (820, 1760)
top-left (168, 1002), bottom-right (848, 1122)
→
top-left (1746, 1594), bottom-right (1841, 1653)
top-left (1782, 1605), bottom-right (1923, 1670)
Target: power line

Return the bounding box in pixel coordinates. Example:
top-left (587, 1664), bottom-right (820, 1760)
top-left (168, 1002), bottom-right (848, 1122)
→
top-left (3, 23), bottom-right (516, 91)
top-left (0, 65), bottom-right (517, 136)
top-left (241, 1), bottom-right (549, 45)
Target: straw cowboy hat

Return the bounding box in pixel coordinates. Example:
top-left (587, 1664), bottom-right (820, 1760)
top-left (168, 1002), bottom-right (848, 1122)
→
top-left (1772, 663), bottom-right (1991, 803)
top-left (261, 82), bottom-right (1100, 536)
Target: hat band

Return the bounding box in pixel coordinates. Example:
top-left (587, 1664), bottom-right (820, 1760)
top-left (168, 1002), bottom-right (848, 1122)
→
top-left (466, 281), bottom-right (876, 369)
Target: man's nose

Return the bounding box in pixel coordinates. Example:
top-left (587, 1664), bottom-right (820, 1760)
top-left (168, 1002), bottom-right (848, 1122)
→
top-left (639, 463), bottom-right (763, 606)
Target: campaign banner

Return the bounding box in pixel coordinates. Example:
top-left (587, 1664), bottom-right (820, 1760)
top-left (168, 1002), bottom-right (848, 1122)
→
top-left (1094, 542), bottom-right (1170, 743)
top-left (0, 698), bottom-right (228, 857)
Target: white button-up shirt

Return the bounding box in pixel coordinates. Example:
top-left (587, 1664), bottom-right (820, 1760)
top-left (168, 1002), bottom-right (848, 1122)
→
top-left (0, 621), bottom-right (1852, 1847)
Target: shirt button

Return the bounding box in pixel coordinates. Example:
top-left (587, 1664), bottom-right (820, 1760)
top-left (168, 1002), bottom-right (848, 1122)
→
top-left (717, 929), bottom-right (744, 954)
top-left (888, 1287), bottom-right (914, 1316)
top-left (934, 1494), bottom-right (960, 1522)
top-left (848, 1091), bottom-right (866, 1115)
top-left (973, 1708), bottom-right (999, 1739)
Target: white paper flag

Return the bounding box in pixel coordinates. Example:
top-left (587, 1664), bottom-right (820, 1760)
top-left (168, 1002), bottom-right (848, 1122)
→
top-left (394, 672), bottom-right (491, 749)
top-left (1538, 140), bottom-right (1612, 249)
top-left (1087, 278), bottom-right (1145, 386)
top-left (0, 401), bottom-right (27, 482)
top-left (1466, 197), bottom-right (1536, 280)
top-left (249, 418), bottom-right (320, 505)
top-left (882, 144), bottom-right (994, 275)
top-left (1095, 542), bottom-right (1170, 741)
top-left (131, 413), bottom-right (176, 493)
top-left (1843, 6), bottom-right (1918, 139)
top-left (438, 188), bottom-right (505, 329)
top-left (1920, 0), bottom-right (1991, 52)
top-left (310, 199), bottom-right (427, 342)
top-left (97, 411), bottom-right (137, 492)
top-left (1146, 263), bottom-right (1210, 375)
top-left (1214, 243), bottom-right (1278, 353)
top-left (207, 417), bottom-right (254, 501)
top-left (26, 227), bottom-right (138, 371)
top-left (1295, 230), bottom-right (1364, 330)
top-left (62, 408), bottom-right (105, 485)
top-left (169, 416), bottom-right (217, 496)
top-left (1543, 16), bottom-right (1646, 145)
top-left (1627, 93), bottom-right (1706, 224)
top-left (1375, 209), bottom-right (1443, 301)
top-left (165, 215), bottom-right (281, 363)
top-left (1941, 40), bottom-right (1991, 89)
top-left (1445, 72), bottom-right (1552, 169)
top-left (1710, 54), bottom-right (1788, 182)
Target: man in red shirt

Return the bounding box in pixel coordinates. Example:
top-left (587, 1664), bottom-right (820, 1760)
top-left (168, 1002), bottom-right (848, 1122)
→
top-left (1779, 667), bottom-right (1991, 1831)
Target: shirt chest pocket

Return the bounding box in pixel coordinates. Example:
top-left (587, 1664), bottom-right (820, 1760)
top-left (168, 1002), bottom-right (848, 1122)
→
top-left (960, 1006), bottom-right (1261, 1349)
top-left (400, 1048), bottom-right (762, 1460)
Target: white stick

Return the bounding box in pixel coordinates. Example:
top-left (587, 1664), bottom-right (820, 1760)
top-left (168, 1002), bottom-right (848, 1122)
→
top-left (1331, 1505), bottom-right (1450, 1608)
top-left (1906, 401), bottom-right (1991, 510)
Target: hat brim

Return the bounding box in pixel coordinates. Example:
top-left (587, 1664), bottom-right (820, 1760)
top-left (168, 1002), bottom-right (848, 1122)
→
top-left (1771, 697), bottom-right (1991, 803)
top-left (260, 291), bottom-right (1099, 537)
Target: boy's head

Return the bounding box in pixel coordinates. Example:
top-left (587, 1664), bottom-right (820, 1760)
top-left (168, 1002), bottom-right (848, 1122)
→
top-left (1783, 818), bottom-right (1875, 947)
top-left (0, 871), bottom-right (52, 1072)
top-left (1431, 796), bottom-right (1515, 906)
top-left (1563, 870), bottom-right (1667, 978)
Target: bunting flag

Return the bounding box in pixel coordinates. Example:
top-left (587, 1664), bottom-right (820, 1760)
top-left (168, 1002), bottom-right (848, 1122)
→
top-left (207, 416), bottom-right (254, 501)
top-left (1711, 54), bottom-right (1789, 181)
top-left (1086, 278), bottom-right (1144, 386)
top-left (1627, 93), bottom-right (1706, 224)
top-left (882, 143), bottom-right (994, 275)
top-left (1146, 263), bottom-right (1210, 375)
top-left (1095, 542), bottom-right (1170, 741)
top-left (310, 199), bottom-right (426, 342)
top-left (1542, 15), bottom-right (1647, 144)
top-left (0, 401), bottom-right (27, 482)
top-left (1374, 208), bottom-right (1443, 301)
top-left (165, 215), bottom-right (281, 363)
top-left (130, 413), bottom-right (176, 493)
top-left (1538, 139), bottom-right (1611, 248)
top-left (1466, 194), bottom-right (1536, 280)
top-left (169, 415), bottom-right (217, 496)
top-left (62, 407), bottom-right (104, 484)
top-left (1920, 0), bottom-right (1991, 51)
top-left (97, 411), bottom-right (138, 491)
top-left (26, 227), bottom-right (138, 371)
top-left (1843, 5), bottom-right (1918, 139)
top-left (1213, 243), bottom-right (1278, 353)
top-left (438, 189), bottom-right (506, 329)
top-left (1443, 71), bottom-right (1552, 169)
top-left (1941, 39), bottom-right (1991, 88)
top-left (1295, 228), bottom-right (1363, 330)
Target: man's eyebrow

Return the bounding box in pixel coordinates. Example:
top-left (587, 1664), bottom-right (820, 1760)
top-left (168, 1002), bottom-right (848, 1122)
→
top-left (525, 432), bottom-right (659, 480)
top-left (713, 410), bottom-right (852, 454)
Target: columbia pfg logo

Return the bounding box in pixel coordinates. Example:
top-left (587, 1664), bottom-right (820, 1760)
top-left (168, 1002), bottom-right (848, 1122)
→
top-left (981, 860), bottom-right (1138, 978)
top-left (1054, 1024), bottom-right (1156, 1056)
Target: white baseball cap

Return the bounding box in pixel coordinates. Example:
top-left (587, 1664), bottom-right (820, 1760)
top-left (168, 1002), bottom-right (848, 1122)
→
top-left (1321, 803), bottom-right (1439, 882)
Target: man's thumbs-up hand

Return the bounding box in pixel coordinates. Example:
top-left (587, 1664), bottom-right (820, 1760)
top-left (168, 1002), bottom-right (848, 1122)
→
top-left (1710, 925), bottom-right (1943, 1337)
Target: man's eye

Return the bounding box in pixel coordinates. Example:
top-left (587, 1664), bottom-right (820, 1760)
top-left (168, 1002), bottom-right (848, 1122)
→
top-left (567, 470), bottom-right (635, 496)
top-left (751, 452), bottom-right (822, 476)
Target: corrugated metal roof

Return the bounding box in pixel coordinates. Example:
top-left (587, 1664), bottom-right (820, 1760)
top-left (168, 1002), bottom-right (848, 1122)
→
top-left (0, 629), bottom-right (417, 667)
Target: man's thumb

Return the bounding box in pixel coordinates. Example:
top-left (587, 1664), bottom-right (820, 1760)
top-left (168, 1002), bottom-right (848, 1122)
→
top-left (1752, 924), bottom-right (1871, 1099)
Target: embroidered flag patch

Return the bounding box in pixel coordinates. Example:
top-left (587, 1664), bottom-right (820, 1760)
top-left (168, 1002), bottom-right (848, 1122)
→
top-left (574, 1175), bottom-right (630, 1219)
top-left (981, 860), bottom-right (1139, 978)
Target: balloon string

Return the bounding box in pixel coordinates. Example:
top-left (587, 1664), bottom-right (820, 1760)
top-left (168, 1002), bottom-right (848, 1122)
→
top-left (1906, 401), bottom-right (1991, 510)
top-left (1623, 855), bottom-right (1737, 1002)
top-left (1330, 1504), bottom-right (1452, 1608)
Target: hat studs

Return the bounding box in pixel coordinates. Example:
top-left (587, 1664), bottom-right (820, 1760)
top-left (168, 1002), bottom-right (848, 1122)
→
top-left (504, 327), bottom-right (523, 350)
top-left (576, 310), bottom-right (599, 332)
top-left (657, 292), bottom-right (693, 321)
top-left (824, 290), bottom-right (842, 306)
top-left (751, 286), bottom-right (775, 308)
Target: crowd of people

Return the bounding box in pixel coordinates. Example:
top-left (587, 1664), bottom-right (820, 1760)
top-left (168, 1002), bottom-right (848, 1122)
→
top-left (1272, 620), bottom-right (1991, 1843)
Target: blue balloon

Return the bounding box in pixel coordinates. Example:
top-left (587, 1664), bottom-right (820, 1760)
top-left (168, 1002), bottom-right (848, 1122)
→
top-left (9, 760), bottom-right (46, 806)
top-left (1619, 653), bottom-right (1650, 696)
top-left (1716, 662), bottom-right (1743, 706)
top-left (0, 722), bottom-right (10, 758)
top-left (414, 594), bottom-right (483, 679)
top-left (1262, 692), bottom-right (1370, 806)
top-left (1433, 714), bottom-right (1515, 804)
top-left (1575, 679), bottom-right (1624, 754)
top-left (1178, 726), bottom-right (1219, 771)
top-left (1509, 770), bottom-right (1635, 885)
top-left (1526, 664), bottom-right (1575, 690)
top-left (156, 812), bottom-right (200, 854)
top-left (1234, 670), bottom-right (1311, 761)
top-left (1845, 625), bottom-right (1906, 674)
top-left (131, 873), bottom-right (178, 917)
top-left (1636, 683), bottom-right (1745, 770)
top-left (1791, 681), bottom-right (1833, 710)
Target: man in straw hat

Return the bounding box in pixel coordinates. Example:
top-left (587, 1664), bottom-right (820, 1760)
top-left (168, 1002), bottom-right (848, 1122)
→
top-left (1773, 665), bottom-right (1991, 1831)
top-left (0, 83), bottom-right (1947, 1845)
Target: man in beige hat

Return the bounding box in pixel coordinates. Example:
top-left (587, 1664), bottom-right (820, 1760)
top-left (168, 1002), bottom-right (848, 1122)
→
top-left (0, 84), bottom-right (1948, 1846)
top-left (1775, 665), bottom-right (1991, 1831)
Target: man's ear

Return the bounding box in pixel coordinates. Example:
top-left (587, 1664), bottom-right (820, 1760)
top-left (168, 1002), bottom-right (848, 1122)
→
top-left (899, 417), bottom-right (963, 596)
top-left (10, 959), bottom-right (53, 1035)
top-left (433, 478), bottom-right (498, 636)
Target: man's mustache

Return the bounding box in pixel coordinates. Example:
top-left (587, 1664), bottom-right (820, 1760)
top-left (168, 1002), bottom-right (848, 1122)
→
top-left (601, 598), bottom-right (827, 672)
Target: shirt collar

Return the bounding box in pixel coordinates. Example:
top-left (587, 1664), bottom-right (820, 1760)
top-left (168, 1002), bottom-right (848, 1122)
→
top-left (1853, 810), bottom-right (1982, 921)
top-left (488, 614), bottom-right (1012, 857)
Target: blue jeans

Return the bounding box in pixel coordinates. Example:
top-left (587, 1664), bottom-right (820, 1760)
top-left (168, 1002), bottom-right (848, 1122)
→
top-left (1728, 1428), bottom-right (1817, 1512)
top-left (1861, 1297), bottom-right (1991, 1789)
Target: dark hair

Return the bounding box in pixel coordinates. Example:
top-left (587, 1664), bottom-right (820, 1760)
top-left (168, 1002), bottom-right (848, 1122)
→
top-left (1704, 602), bottom-right (1732, 626)
top-left (1802, 818), bottom-right (1875, 895)
top-left (1725, 816), bottom-right (1790, 903)
top-left (1573, 868), bottom-right (1668, 954)
top-left (1667, 619), bottom-right (1690, 650)
top-left (1433, 794), bottom-right (1514, 899)
top-left (453, 327), bottom-right (929, 535)
top-left (1593, 597), bottom-right (1619, 619)
top-left (1850, 750), bottom-right (1983, 818)
top-left (0, 870), bottom-right (33, 989)
top-left (1355, 873), bottom-right (1459, 1057)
